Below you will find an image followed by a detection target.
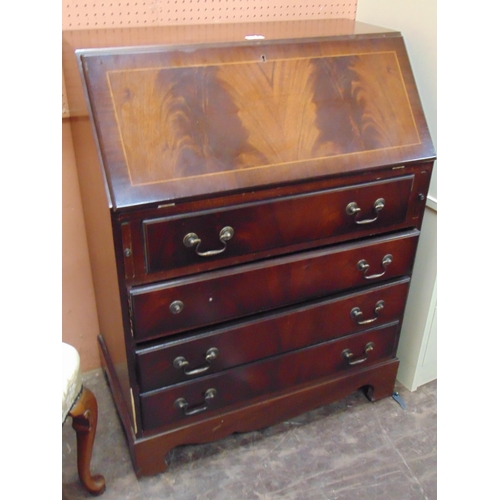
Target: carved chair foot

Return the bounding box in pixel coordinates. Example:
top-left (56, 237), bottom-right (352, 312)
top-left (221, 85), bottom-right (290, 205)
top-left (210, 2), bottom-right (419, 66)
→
top-left (69, 387), bottom-right (106, 495)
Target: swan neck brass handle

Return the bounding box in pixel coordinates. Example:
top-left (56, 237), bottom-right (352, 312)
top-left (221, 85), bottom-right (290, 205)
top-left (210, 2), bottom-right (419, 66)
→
top-left (357, 254), bottom-right (393, 280)
top-left (350, 300), bottom-right (385, 325)
top-left (174, 388), bottom-right (217, 416)
top-left (173, 348), bottom-right (219, 376)
top-left (346, 198), bottom-right (385, 224)
top-left (342, 342), bottom-right (375, 366)
top-left (183, 226), bottom-right (234, 257)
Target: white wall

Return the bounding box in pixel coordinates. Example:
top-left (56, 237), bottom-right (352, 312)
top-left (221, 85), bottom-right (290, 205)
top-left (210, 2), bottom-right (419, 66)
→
top-left (356, 0), bottom-right (437, 390)
top-left (356, 0), bottom-right (437, 199)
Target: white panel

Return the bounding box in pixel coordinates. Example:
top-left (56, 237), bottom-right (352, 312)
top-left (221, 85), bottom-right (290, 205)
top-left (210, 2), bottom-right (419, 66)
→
top-left (396, 207), bottom-right (437, 391)
top-left (423, 303), bottom-right (437, 367)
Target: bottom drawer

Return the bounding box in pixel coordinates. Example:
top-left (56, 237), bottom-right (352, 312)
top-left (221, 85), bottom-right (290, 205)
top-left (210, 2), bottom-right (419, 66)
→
top-left (140, 322), bottom-right (400, 431)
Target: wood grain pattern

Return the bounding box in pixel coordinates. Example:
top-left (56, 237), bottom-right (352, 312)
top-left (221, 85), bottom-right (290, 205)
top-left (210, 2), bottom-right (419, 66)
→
top-left (311, 52), bottom-right (419, 154)
top-left (79, 30), bottom-right (435, 209)
top-left (108, 52), bottom-right (418, 186)
top-left (136, 278), bottom-right (410, 392)
top-left (131, 230), bottom-right (419, 341)
top-left (143, 174), bottom-right (414, 275)
top-left (217, 57), bottom-right (320, 167)
top-left (139, 322), bottom-right (400, 430)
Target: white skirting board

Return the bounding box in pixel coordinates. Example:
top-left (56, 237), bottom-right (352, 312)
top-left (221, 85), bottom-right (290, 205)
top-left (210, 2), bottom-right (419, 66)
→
top-left (396, 201), bottom-right (437, 391)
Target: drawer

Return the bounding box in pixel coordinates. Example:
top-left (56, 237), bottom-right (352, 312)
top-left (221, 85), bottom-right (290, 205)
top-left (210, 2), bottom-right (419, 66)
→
top-left (143, 176), bottom-right (414, 274)
top-left (131, 230), bottom-right (418, 341)
top-left (136, 278), bottom-right (410, 392)
top-left (139, 322), bottom-right (400, 431)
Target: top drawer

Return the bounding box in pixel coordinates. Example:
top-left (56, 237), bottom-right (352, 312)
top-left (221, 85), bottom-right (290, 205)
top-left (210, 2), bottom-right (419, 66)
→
top-left (143, 175), bottom-right (414, 275)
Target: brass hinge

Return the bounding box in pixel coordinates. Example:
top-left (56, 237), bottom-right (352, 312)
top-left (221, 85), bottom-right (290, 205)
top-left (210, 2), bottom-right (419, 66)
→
top-left (128, 295), bottom-right (134, 337)
top-left (121, 222), bottom-right (135, 279)
top-left (130, 388), bottom-right (138, 434)
top-left (157, 202), bottom-right (176, 209)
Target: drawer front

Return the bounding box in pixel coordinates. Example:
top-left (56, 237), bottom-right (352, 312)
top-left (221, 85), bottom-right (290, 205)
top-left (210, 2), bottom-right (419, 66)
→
top-left (136, 278), bottom-right (410, 392)
top-left (143, 176), bottom-right (414, 274)
top-left (139, 323), bottom-right (400, 431)
top-left (131, 230), bottom-right (418, 341)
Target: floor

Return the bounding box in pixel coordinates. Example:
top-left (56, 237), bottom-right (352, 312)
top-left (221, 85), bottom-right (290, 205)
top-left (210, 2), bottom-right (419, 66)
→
top-left (62, 370), bottom-right (437, 500)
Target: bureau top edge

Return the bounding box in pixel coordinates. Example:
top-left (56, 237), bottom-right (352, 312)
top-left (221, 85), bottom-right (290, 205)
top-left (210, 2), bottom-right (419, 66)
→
top-left (66, 19), bottom-right (400, 55)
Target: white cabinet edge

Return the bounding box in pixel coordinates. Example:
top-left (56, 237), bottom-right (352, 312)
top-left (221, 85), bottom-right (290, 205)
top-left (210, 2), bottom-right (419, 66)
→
top-left (426, 195), bottom-right (437, 212)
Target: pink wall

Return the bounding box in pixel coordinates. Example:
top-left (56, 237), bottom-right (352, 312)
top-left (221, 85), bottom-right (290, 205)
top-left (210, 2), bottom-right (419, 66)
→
top-left (62, 120), bottom-right (101, 370)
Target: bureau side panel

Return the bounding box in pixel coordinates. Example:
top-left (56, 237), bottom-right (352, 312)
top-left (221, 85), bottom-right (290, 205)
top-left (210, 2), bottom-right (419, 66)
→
top-left (69, 116), bottom-right (134, 422)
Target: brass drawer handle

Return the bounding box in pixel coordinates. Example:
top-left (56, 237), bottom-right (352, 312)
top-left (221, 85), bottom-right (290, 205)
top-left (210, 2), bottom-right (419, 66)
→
top-left (183, 226), bottom-right (234, 257)
top-left (173, 348), bottom-right (219, 376)
top-left (174, 388), bottom-right (217, 417)
top-left (346, 198), bottom-right (385, 224)
top-left (350, 300), bottom-right (385, 325)
top-left (357, 254), bottom-right (393, 280)
top-left (342, 342), bottom-right (375, 366)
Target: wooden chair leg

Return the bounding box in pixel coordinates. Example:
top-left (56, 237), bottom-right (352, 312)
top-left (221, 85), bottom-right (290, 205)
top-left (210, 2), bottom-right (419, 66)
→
top-left (69, 387), bottom-right (106, 495)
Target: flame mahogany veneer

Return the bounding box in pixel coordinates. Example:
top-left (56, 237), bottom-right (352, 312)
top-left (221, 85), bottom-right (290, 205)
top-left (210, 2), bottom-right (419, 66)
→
top-left (73, 19), bottom-right (435, 477)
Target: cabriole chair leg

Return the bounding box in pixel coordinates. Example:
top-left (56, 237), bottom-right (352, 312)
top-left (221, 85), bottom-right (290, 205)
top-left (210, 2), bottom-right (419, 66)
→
top-left (69, 387), bottom-right (106, 495)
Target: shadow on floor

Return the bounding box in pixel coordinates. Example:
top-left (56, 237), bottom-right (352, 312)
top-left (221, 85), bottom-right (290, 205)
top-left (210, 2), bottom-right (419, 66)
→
top-left (63, 370), bottom-right (436, 500)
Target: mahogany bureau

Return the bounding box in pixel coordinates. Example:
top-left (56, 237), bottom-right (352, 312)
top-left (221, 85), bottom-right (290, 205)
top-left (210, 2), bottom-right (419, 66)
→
top-left (71, 19), bottom-right (435, 477)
